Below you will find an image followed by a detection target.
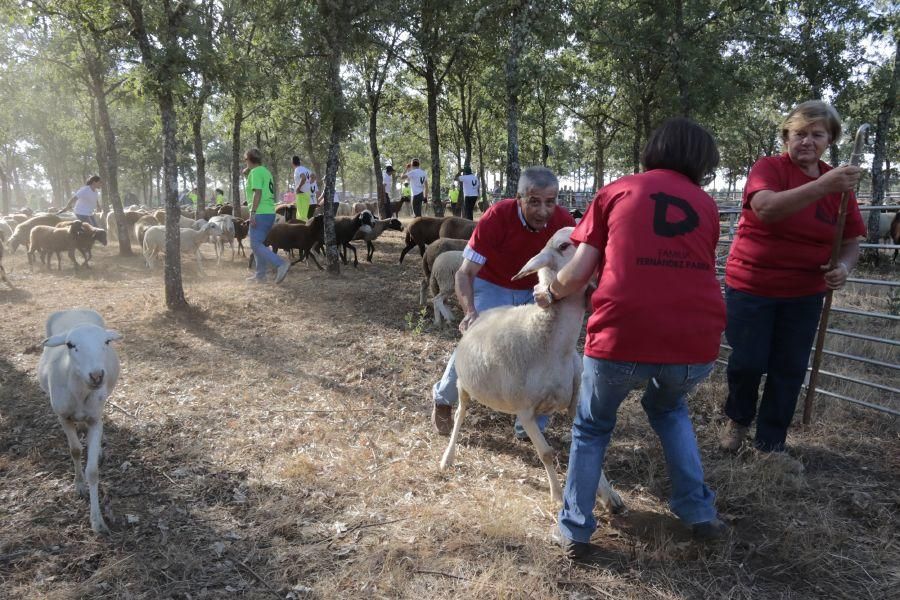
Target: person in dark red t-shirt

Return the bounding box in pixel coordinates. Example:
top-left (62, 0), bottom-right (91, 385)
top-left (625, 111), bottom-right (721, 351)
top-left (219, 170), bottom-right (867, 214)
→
top-left (721, 101), bottom-right (864, 459)
top-left (537, 118), bottom-right (727, 559)
top-left (430, 166), bottom-right (576, 437)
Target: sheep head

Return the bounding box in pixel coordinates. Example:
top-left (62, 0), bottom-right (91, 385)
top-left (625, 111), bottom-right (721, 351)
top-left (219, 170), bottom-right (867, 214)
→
top-left (355, 210), bottom-right (374, 235)
top-left (386, 218), bottom-right (403, 232)
top-left (43, 324), bottom-right (122, 389)
top-left (511, 227), bottom-right (576, 281)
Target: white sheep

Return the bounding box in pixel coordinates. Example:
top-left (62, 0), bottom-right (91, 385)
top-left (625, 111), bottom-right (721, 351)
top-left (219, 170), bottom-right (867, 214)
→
top-left (142, 221), bottom-right (221, 274)
top-left (439, 228), bottom-right (622, 510)
top-left (429, 250), bottom-right (464, 326)
top-left (38, 309), bottom-right (122, 534)
top-left (208, 214), bottom-right (236, 263)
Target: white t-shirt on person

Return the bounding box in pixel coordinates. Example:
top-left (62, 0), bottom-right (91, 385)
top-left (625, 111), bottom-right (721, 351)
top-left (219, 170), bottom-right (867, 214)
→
top-left (382, 171), bottom-right (393, 191)
top-left (407, 168), bottom-right (428, 195)
top-left (293, 165), bottom-right (311, 193)
top-left (459, 174), bottom-right (480, 197)
top-left (73, 185), bottom-right (99, 215)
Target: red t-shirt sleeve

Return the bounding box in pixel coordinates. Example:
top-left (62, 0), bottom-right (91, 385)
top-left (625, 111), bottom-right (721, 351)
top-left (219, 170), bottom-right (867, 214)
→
top-left (572, 188), bottom-right (610, 253)
top-left (743, 157), bottom-right (784, 208)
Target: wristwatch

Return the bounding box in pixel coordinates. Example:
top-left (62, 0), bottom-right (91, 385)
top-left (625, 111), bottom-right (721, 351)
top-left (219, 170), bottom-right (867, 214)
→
top-left (546, 286), bottom-right (558, 303)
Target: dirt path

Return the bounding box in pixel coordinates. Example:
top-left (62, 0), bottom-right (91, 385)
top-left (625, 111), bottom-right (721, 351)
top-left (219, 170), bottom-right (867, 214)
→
top-left (1, 232), bottom-right (897, 599)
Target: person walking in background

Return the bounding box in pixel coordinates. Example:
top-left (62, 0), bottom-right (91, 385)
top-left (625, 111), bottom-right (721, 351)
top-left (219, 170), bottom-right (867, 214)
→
top-left (448, 183), bottom-right (460, 217)
top-left (405, 159), bottom-right (429, 217)
top-left (244, 148), bottom-right (290, 285)
top-left (545, 118), bottom-right (727, 560)
top-left (458, 166), bottom-right (480, 220)
top-left (381, 165), bottom-right (395, 218)
top-left (214, 188), bottom-right (226, 206)
top-left (292, 155), bottom-right (311, 223)
top-left (60, 175), bottom-right (102, 226)
top-left (720, 100), bottom-right (864, 464)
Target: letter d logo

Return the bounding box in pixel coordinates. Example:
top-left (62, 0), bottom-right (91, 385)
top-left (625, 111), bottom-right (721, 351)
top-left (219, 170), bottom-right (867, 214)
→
top-left (650, 192), bottom-right (699, 237)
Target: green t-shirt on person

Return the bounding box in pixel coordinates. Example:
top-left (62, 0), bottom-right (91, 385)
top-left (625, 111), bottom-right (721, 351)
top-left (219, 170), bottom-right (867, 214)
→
top-left (215, 192), bottom-right (225, 206)
top-left (245, 166), bottom-right (276, 214)
top-left (402, 184), bottom-right (411, 198)
top-left (188, 192), bottom-right (198, 205)
top-left (449, 188), bottom-right (460, 204)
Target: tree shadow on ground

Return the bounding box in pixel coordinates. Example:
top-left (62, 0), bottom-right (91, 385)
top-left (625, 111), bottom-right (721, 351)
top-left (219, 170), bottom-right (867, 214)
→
top-left (0, 354), bottom-right (335, 598)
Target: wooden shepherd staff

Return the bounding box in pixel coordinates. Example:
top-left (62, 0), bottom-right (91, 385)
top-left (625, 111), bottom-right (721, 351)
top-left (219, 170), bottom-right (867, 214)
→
top-left (802, 123), bottom-right (870, 425)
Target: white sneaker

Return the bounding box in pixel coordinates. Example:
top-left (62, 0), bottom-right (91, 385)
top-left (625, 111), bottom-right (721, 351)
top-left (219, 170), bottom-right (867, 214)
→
top-left (275, 261), bottom-right (290, 284)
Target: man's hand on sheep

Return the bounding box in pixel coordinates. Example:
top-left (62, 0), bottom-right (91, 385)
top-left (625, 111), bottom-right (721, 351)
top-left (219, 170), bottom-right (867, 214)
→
top-left (459, 310), bottom-right (479, 333)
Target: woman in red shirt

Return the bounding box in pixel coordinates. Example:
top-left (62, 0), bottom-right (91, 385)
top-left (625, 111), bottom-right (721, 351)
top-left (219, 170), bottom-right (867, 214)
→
top-left (721, 101), bottom-right (864, 458)
top-left (538, 118), bottom-right (727, 559)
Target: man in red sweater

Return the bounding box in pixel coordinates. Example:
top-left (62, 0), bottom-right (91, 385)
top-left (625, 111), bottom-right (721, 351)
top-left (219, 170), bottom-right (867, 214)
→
top-left (431, 166), bottom-right (576, 436)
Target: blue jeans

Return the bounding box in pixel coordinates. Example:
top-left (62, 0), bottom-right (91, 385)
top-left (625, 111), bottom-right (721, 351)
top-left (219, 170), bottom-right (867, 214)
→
top-left (249, 213), bottom-right (285, 280)
top-left (76, 214), bottom-right (97, 227)
top-left (432, 277), bottom-right (549, 432)
top-left (558, 357), bottom-right (718, 543)
top-left (724, 286), bottom-right (824, 452)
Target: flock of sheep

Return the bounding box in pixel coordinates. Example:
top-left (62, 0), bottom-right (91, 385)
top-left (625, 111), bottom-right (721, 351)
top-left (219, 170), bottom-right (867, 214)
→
top-left (3, 197), bottom-right (900, 534)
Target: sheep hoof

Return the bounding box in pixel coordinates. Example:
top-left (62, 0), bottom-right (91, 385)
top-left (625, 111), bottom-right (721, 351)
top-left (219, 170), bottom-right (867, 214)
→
top-left (600, 489), bottom-right (626, 514)
top-left (76, 481), bottom-right (89, 499)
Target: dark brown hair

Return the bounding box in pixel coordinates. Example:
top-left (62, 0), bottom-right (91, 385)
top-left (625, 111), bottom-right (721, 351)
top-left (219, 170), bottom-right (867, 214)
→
top-left (641, 118), bottom-right (719, 186)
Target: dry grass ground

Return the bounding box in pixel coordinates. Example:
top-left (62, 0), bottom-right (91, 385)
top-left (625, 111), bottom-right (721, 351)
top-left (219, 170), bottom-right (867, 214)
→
top-left (0, 229), bottom-right (897, 599)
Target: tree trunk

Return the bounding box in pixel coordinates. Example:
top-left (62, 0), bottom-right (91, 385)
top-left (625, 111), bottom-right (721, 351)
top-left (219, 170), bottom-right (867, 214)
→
top-left (504, 12), bottom-right (523, 197)
top-left (231, 96), bottom-right (243, 207)
top-left (160, 92), bottom-right (187, 309)
top-left (475, 116), bottom-right (487, 206)
top-left (192, 103), bottom-right (207, 217)
top-left (867, 38), bottom-right (899, 243)
top-left (631, 110), bottom-right (641, 174)
top-left (594, 121), bottom-right (606, 189)
top-left (91, 75), bottom-right (132, 254)
top-left (425, 60), bottom-right (444, 216)
top-left (0, 165), bottom-right (9, 214)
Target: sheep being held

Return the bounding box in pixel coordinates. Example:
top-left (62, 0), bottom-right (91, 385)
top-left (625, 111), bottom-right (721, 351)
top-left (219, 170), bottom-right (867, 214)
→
top-left (439, 227), bottom-right (622, 510)
top-left (38, 309), bottom-right (122, 534)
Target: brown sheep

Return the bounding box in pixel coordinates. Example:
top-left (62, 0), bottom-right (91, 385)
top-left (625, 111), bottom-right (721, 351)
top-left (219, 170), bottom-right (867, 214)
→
top-left (438, 216), bottom-right (476, 240)
top-left (263, 214), bottom-right (324, 270)
top-left (8, 213), bottom-right (64, 253)
top-left (106, 210), bottom-right (147, 242)
top-left (398, 216), bottom-right (446, 263)
top-left (54, 221), bottom-right (108, 264)
top-left (152, 209), bottom-right (167, 222)
top-left (28, 223), bottom-right (81, 270)
top-left (233, 218), bottom-right (249, 257)
top-left (419, 238), bottom-right (469, 305)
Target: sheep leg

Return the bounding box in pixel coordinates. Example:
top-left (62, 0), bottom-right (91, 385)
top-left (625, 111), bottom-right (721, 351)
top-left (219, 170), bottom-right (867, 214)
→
top-left (68, 248), bottom-right (79, 270)
top-left (440, 390), bottom-right (469, 470)
top-left (433, 295), bottom-right (444, 326)
top-left (419, 278), bottom-right (428, 306)
top-left (366, 240), bottom-right (374, 262)
top-left (55, 251), bottom-right (62, 271)
top-left (58, 416), bottom-right (87, 498)
top-left (84, 418), bottom-right (109, 534)
top-left (398, 242), bottom-right (415, 264)
top-left (517, 412), bottom-right (563, 504)
top-left (597, 470), bottom-right (625, 514)
top-left (0, 264), bottom-right (10, 288)
top-left (347, 243), bottom-right (359, 267)
top-left (195, 248), bottom-right (206, 275)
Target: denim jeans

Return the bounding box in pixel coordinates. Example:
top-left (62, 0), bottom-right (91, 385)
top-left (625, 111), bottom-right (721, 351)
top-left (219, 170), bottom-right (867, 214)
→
top-left (432, 277), bottom-right (549, 432)
top-left (724, 286), bottom-right (824, 452)
top-left (558, 357), bottom-right (718, 543)
top-left (463, 196), bottom-right (478, 220)
top-left (76, 214), bottom-right (97, 227)
top-left (413, 193), bottom-right (425, 217)
top-left (249, 213), bottom-right (285, 281)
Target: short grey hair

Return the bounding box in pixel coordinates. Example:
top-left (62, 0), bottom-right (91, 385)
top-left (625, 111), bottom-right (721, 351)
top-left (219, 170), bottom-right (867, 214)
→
top-left (517, 166), bottom-right (559, 197)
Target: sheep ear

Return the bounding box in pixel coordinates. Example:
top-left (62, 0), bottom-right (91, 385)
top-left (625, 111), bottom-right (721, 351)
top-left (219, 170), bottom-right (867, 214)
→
top-left (511, 251), bottom-right (553, 280)
top-left (43, 334), bottom-right (67, 347)
top-left (106, 330), bottom-right (123, 342)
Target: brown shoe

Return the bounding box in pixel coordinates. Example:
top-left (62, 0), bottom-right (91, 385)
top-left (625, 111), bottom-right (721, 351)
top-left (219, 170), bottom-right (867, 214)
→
top-left (431, 404), bottom-right (453, 436)
top-left (719, 420), bottom-right (749, 452)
